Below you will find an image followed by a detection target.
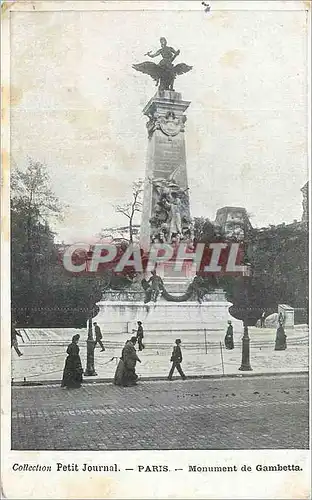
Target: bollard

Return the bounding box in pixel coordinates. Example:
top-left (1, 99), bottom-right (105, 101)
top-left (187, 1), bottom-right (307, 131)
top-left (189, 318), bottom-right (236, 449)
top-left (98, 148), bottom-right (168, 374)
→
top-left (219, 341), bottom-right (225, 376)
top-left (204, 329), bottom-right (208, 354)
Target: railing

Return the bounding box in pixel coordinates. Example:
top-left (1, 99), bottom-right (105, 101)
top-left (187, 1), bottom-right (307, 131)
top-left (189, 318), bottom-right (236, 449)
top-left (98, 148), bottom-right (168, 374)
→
top-left (17, 330), bottom-right (308, 350)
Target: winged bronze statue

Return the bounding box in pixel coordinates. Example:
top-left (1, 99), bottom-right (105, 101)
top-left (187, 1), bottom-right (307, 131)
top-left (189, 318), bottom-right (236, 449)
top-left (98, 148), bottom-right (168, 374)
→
top-left (132, 37), bottom-right (192, 92)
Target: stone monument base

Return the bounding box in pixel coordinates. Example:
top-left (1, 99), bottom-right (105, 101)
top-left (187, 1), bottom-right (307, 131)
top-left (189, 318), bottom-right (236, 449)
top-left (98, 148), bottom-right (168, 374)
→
top-left (93, 290), bottom-right (243, 339)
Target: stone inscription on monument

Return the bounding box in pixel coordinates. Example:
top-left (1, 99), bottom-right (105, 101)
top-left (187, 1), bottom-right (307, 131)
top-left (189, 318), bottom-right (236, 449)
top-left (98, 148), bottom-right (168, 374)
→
top-left (133, 38), bottom-right (193, 250)
top-left (139, 90), bottom-right (193, 249)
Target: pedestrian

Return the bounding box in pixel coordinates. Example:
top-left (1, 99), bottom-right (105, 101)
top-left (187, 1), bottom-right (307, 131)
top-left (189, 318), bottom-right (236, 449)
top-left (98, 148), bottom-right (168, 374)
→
top-left (93, 322), bottom-right (105, 351)
top-left (136, 321), bottom-right (144, 351)
top-left (278, 311), bottom-right (285, 327)
top-left (113, 354), bottom-right (126, 386)
top-left (114, 336), bottom-right (141, 386)
top-left (274, 324), bottom-right (287, 351)
top-left (61, 334), bottom-right (83, 389)
top-left (11, 325), bottom-right (23, 357)
top-left (168, 339), bottom-right (186, 381)
top-left (260, 310), bottom-right (266, 328)
top-left (224, 320), bottom-right (234, 350)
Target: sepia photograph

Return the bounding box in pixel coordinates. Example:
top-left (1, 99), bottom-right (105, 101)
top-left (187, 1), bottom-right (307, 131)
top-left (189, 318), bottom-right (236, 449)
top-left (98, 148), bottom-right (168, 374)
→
top-left (1, 1), bottom-right (310, 498)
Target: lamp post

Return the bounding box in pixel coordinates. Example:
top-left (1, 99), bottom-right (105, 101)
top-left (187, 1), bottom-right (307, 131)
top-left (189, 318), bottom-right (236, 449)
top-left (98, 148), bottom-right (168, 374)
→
top-left (84, 253), bottom-right (97, 377)
top-left (84, 314), bottom-right (97, 377)
top-left (239, 262), bottom-right (253, 372)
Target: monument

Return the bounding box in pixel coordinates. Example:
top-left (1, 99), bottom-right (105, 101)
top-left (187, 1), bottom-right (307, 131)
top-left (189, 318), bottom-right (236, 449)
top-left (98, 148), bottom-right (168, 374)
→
top-left (93, 38), bottom-right (242, 340)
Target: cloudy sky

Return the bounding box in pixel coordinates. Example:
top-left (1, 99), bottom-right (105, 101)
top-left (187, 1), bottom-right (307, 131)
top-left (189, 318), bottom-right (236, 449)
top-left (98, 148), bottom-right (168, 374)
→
top-left (10, 1), bottom-right (309, 243)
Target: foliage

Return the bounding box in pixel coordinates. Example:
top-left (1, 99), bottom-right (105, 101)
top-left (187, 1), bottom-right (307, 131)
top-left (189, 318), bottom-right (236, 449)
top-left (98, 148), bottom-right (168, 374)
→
top-left (11, 158), bottom-right (63, 219)
top-left (193, 217), bottom-right (222, 244)
top-left (11, 159), bottom-right (105, 327)
top-left (248, 224), bottom-right (308, 311)
top-left (193, 216), bottom-right (308, 316)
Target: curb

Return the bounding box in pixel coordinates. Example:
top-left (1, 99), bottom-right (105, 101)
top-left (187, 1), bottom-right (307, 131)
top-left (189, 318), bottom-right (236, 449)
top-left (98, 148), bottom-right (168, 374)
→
top-left (12, 370), bottom-right (309, 387)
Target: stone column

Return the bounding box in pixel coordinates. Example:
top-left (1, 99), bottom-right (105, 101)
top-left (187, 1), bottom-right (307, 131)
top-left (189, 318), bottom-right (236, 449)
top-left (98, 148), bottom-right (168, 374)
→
top-left (140, 90), bottom-right (191, 251)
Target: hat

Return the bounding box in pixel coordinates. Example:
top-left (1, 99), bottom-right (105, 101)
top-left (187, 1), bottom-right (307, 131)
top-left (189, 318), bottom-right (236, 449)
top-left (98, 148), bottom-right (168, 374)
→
top-left (130, 336), bottom-right (137, 343)
top-left (175, 338), bottom-right (181, 344)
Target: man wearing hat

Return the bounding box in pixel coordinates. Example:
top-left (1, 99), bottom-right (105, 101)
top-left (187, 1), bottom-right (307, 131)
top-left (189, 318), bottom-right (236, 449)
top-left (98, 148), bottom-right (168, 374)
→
top-left (168, 338), bottom-right (186, 381)
top-left (93, 322), bottom-right (105, 352)
top-left (136, 321), bottom-right (144, 351)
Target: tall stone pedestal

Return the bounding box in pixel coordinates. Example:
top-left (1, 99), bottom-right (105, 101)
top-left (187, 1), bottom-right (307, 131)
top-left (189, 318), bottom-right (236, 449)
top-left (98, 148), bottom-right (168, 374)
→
top-left (140, 90), bottom-right (191, 250)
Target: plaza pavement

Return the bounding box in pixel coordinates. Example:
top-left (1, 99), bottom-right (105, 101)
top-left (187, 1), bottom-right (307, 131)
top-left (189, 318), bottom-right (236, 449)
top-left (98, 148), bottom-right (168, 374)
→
top-left (11, 325), bottom-right (308, 384)
top-left (11, 374), bottom-right (309, 450)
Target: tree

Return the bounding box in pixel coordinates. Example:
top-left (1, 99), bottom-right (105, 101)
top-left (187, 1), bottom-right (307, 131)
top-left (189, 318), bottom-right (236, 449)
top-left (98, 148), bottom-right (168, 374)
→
top-left (114, 180), bottom-right (143, 243)
top-left (11, 159), bottom-right (63, 324)
top-left (193, 217), bottom-right (219, 244)
top-left (11, 158), bottom-right (62, 218)
top-left (249, 223), bottom-right (308, 312)
top-left (221, 222), bottom-right (308, 324)
top-left (11, 158), bottom-right (106, 328)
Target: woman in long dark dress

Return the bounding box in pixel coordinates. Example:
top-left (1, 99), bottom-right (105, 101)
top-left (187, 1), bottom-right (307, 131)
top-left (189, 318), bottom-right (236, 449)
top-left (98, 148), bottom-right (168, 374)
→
top-left (274, 325), bottom-right (287, 351)
top-left (224, 321), bottom-right (234, 350)
top-left (114, 337), bottom-right (141, 386)
top-left (61, 334), bottom-right (83, 388)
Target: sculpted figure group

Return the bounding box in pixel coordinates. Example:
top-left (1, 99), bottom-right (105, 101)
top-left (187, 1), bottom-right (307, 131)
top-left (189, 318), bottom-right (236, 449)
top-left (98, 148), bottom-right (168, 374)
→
top-left (141, 271), bottom-right (210, 305)
top-left (149, 171), bottom-right (194, 246)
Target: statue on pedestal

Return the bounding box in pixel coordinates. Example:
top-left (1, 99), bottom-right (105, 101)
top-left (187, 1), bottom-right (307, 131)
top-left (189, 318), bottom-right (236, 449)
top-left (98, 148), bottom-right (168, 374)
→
top-left (142, 270), bottom-right (164, 303)
top-left (168, 193), bottom-right (182, 243)
top-left (132, 37), bottom-right (192, 91)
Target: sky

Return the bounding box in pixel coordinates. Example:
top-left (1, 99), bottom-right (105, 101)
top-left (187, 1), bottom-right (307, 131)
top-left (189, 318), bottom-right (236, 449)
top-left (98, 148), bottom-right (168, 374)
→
top-left (9, 2), bottom-right (309, 243)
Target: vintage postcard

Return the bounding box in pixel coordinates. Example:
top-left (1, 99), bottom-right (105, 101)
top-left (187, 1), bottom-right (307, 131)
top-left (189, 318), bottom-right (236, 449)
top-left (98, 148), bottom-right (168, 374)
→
top-left (1, 1), bottom-right (311, 498)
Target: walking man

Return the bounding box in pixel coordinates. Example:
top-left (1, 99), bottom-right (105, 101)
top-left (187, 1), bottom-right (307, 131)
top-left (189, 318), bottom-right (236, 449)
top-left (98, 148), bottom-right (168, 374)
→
top-left (11, 324), bottom-right (23, 356)
top-left (136, 321), bottom-right (144, 351)
top-left (168, 339), bottom-right (186, 380)
top-left (93, 322), bottom-right (105, 351)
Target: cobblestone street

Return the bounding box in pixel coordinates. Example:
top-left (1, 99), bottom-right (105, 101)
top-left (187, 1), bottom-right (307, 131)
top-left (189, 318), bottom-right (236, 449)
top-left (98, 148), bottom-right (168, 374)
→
top-left (11, 374), bottom-right (309, 450)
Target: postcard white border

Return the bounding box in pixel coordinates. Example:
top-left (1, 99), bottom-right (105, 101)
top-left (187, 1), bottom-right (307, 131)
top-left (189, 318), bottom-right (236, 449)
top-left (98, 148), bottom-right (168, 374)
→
top-left (1, 1), bottom-right (311, 499)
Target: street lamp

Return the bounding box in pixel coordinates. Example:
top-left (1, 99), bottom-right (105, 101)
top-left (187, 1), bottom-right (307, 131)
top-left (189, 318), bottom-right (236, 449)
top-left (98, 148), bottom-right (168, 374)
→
top-left (84, 251), bottom-right (97, 377)
top-left (239, 262), bottom-right (253, 371)
top-left (84, 314), bottom-right (97, 377)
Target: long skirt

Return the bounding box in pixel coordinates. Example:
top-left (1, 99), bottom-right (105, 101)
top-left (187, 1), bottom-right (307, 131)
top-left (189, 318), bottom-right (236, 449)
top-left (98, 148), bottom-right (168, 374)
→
top-left (123, 364), bottom-right (138, 386)
top-left (224, 335), bottom-right (234, 350)
top-left (275, 338), bottom-right (287, 350)
top-left (114, 359), bottom-right (125, 386)
top-left (113, 359), bottom-right (138, 386)
top-left (274, 328), bottom-right (287, 351)
top-left (61, 355), bottom-right (83, 388)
